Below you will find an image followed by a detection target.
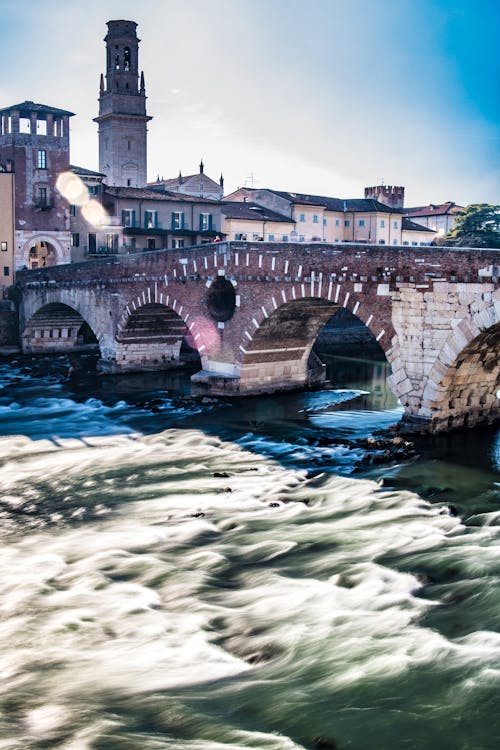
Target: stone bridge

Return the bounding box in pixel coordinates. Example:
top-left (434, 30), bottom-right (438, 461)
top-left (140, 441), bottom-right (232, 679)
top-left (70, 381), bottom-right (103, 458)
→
top-left (15, 241), bottom-right (500, 432)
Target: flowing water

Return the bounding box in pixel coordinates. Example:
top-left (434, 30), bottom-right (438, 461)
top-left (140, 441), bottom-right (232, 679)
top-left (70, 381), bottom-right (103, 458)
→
top-left (0, 352), bottom-right (498, 750)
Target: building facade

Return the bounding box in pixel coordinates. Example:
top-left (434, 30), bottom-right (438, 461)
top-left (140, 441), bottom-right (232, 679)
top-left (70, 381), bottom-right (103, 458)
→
top-left (0, 162), bottom-right (15, 290)
top-left (403, 202), bottom-right (463, 237)
top-left (94, 20), bottom-right (151, 188)
top-left (149, 162), bottom-right (224, 201)
top-left (224, 188), bottom-right (434, 246)
top-left (0, 100), bottom-right (73, 270)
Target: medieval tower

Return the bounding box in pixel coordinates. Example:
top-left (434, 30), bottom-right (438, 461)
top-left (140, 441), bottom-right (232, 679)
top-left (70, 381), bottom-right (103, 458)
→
top-left (94, 20), bottom-right (151, 187)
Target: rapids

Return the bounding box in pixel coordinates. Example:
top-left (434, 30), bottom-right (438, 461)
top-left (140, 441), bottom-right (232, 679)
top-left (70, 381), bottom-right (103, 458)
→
top-left (0, 353), bottom-right (498, 750)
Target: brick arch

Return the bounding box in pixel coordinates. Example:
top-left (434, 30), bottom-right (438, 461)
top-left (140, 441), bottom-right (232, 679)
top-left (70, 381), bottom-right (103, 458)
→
top-left (23, 290), bottom-right (105, 348)
top-left (236, 288), bottom-right (391, 394)
top-left (21, 297), bottom-right (104, 356)
top-left (420, 302), bottom-right (500, 430)
top-left (116, 287), bottom-right (216, 372)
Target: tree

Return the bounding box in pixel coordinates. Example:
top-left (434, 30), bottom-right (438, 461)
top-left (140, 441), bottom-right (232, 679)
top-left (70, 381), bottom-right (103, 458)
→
top-left (444, 203), bottom-right (500, 248)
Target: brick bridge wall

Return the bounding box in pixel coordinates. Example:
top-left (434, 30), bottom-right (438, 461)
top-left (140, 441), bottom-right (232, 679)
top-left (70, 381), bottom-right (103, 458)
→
top-left (16, 241), bottom-right (500, 432)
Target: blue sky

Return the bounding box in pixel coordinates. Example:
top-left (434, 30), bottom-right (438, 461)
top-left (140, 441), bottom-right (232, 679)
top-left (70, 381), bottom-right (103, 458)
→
top-left (0, 0), bottom-right (498, 205)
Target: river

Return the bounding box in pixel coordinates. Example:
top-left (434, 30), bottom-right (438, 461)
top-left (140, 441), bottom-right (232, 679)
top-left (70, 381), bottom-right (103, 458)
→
top-left (0, 351), bottom-right (498, 750)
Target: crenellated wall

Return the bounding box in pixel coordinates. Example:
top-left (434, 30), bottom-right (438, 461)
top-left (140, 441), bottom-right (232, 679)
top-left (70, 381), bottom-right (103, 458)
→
top-left (16, 241), bottom-right (500, 432)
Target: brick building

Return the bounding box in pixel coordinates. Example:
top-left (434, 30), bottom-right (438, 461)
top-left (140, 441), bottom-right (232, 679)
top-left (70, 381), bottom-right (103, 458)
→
top-left (0, 100), bottom-right (73, 269)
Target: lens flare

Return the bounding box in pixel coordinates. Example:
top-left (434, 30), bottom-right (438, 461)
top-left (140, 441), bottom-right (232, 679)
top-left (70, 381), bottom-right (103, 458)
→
top-left (190, 316), bottom-right (220, 357)
top-left (82, 199), bottom-right (108, 227)
top-left (56, 171), bottom-right (89, 206)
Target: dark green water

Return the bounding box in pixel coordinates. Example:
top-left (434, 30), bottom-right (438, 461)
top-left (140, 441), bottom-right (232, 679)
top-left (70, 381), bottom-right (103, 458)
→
top-left (0, 353), bottom-right (498, 750)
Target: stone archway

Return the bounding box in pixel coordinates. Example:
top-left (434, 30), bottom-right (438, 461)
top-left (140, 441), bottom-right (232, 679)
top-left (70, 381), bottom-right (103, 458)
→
top-left (20, 234), bottom-right (67, 269)
top-left (28, 240), bottom-right (57, 268)
top-left (421, 321), bottom-right (500, 431)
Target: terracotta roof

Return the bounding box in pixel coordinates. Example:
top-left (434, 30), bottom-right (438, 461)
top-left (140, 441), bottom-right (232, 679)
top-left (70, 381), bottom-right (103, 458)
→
top-left (70, 165), bottom-right (105, 178)
top-left (104, 186), bottom-right (219, 203)
top-left (221, 202), bottom-right (292, 222)
top-left (402, 218), bottom-right (435, 233)
top-left (404, 202), bottom-right (463, 217)
top-left (0, 100), bottom-right (74, 117)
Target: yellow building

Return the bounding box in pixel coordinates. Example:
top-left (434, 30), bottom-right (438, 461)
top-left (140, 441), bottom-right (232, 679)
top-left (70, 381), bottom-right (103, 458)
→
top-left (224, 188), bottom-right (433, 246)
top-left (221, 201), bottom-right (294, 241)
top-left (0, 163), bottom-right (15, 291)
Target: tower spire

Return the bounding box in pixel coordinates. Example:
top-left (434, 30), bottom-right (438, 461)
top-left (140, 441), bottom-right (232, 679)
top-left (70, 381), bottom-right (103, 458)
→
top-left (199, 159), bottom-right (204, 174)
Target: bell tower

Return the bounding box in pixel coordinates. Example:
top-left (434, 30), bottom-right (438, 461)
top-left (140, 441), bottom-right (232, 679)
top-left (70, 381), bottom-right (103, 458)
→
top-left (94, 20), bottom-right (152, 187)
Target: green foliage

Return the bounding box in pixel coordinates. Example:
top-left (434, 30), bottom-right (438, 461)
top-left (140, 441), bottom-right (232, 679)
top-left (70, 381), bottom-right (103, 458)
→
top-left (447, 203), bottom-right (500, 248)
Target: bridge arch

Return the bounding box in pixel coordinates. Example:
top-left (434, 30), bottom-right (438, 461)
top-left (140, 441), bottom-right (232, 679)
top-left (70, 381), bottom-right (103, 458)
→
top-left (116, 293), bottom-right (204, 372)
top-left (420, 302), bottom-right (500, 430)
top-left (236, 291), bottom-right (391, 394)
top-left (22, 302), bottom-right (102, 355)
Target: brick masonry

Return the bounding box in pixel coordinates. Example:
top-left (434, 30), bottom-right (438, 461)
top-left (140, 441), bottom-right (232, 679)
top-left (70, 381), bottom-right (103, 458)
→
top-left (16, 241), bottom-right (500, 431)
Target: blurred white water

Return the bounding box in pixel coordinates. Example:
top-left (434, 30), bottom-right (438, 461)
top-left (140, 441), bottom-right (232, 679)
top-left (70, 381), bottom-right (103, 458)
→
top-left (0, 424), bottom-right (499, 750)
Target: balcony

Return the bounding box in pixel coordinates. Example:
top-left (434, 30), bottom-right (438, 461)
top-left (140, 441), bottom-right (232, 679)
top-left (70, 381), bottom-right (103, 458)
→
top-left (33, 199), bottom-right (54, 211)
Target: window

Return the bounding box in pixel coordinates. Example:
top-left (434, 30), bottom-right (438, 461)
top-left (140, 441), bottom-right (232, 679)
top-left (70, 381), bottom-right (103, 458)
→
top-left (380, 219), bottom-right (385, 228)
top-left (344, 220), bottom-right (350, 227)
top-left (127, 140), bottom-right (131, 151)
top-left (200, 213), bottom-right (212, 231)
top-left (323, 218), bottom-right (327, 226)
top-left (37, 149), bottom-right (46, 169)
top-left (126, 179), bottom-right (131, 187)
top-left (299, 213), bottom-right (305, 222)
top-left (144, 210), bottom-right (157, 229)
top-left (359, 219), bottom-right (365, 227)
top-left (3, 267), bottom-right (9, 277)
top-left (393, 239), bottom-right (398, 245)
top-left (299, 235), bottom-right (305, 242)
top-left (172, 239), bottom-right (184, 249)
top-left (0, 242), bottom-right (7, 251)
top-left (252, 233), bottom-right (260, 240)
top-left (71, 233), bottom-right (80, 247)
top-left (313, 214), bottom-right (319, 223)
top-left (335, 219), bottom-right (340, 226)
top-left (88, 185), bottom-right (99, 195)
top-left (412, 242), bottom-right (418, 246)
top-left (403, 241), bottom-right (409, 246)
top-left (122, 209), bottom-right (136, 227)
top-left (378, 239), bottom-right (385, 244)
top-left (172, 211), bottom-right (184, 230)
top-left (268, 234), bottom-right (275, 241)
top-left (70, 204), bottom-right (76, 216)
top-left (282, 235), bottom-right (288, 242)
top-left (393, 221), bottom-right (398, 229)
top-left (106, 233), bottom-right (118, 251)
top-left (38, 187), bottom-right (47, 206)
top-left (147, 238), bottom-right (156, 250)
top-left (124, 47), bottom-right (131, 71)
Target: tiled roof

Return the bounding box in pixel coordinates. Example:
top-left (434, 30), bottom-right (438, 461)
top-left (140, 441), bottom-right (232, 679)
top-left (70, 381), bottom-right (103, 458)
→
top-left (402, 218), bottom-right (435, 232)
top-left (404, 202), bottom-right (463, 217)
top-left (0, 100), bottom-right (74, 117)
top-left (257, 189), bottom-right (403, 214)
top-left (221, 202), bottom-right (292, 222)
top-left (104, 186), bottom-right (219, 203)
top-left (70, 165), bottom-right (105, 178)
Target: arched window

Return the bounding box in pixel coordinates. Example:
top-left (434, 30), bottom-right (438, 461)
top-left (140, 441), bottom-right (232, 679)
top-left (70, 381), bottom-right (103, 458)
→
top-left (115, 53), bottom-right (120, 70)
top-left (124, 47), bottom-right (131, 71)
